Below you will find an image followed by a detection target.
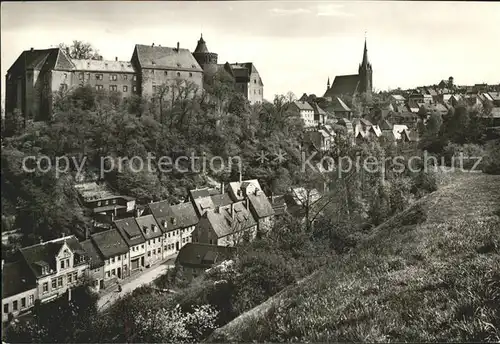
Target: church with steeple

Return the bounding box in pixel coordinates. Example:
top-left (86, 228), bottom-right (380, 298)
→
top-left (324, 38), bottom-right (372, 99)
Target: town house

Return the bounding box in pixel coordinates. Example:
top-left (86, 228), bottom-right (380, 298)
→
top-left (291, 100), bottom-right (315, 128)
top-left (80, 239), bottom-right (105, 291)
top-left (192, 200), bottom-right (257, 246)
top-left (90, 229), bottom-right (129, 284)
top-left (148, 200), bottom-right (199, 258)
top-left (135, 215), bottom-right (163, 267)
top-left (18, 236), bottom-right (89, 304)
top-left (114, 218), bottom-right (146, 273)
top-left (2, 259), bottom-right (37, 322)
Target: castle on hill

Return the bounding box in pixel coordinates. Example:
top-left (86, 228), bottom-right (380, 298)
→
top-left (5, 35), bottom-right (263, 122)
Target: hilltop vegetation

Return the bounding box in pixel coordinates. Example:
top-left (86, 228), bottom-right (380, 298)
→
top-left (209, 171), bottom-right (500, 342)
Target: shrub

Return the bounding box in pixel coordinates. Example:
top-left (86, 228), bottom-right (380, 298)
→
top-left (482, 140), bottom-right (500, 175)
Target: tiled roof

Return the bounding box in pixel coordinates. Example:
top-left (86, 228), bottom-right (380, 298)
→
top-left (71, 59), bottom-right (135, 73)
top-left (211, 193), bottom-right (233, 208)
top-left (390, 94), bottom-right (406, 101)
top-left (7, 48), bottom-right (75, 75)
top-left (168, 202), bottom-right (199, 230)
top-left (80, 239), bottom-right (104, 269)
top-left (194, 35), bottom-right (210, 53)
top-left (310, 102), bottom-right (327, 115)
top-left (2, 260), bottom-right (37, 298)
top-left (248, 191), bottom-right (275, 219)
top-left (379, 119), bottom-right (393, 130)
top-left (488, 91), bottom-right (500, 101)
top-left (91, 229), bottom-right (129, 259)
top-left (203, 202), bottom-right (256, 238)
top-left (228, 180), bottom-right (262, 202)
top-left (134, 44), bottom-right (202, 71)
top-left (20, 236), bottom-right (87, 278)
top-left (114, 217), bottom-right (145, 246)
top-left (292, 101), bottom-right (314, 111)
top-left (135, 214), bottom-right (163, 239)
top-left (324, 74), bottom-right (360, 97)
top-left (176, 243), bottom-right (235, 269)
top-left (331, 97), bottom-right (351, 112)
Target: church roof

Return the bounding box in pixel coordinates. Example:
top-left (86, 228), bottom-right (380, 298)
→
top-left (331, 97), bottom-right (352, 112)
top-left (324, 74), bottom-right (360, 97)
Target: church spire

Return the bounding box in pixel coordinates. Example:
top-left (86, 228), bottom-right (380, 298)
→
top-left (327, 77), bottom-right (330, 89)
top-left (361, 34), bottom-right (368, 67)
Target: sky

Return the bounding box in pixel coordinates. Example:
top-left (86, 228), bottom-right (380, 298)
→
top-left (2, 1), bottom-right (500, 103)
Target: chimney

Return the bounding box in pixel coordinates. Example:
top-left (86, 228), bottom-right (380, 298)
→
top-left (162, 220), bottom-right (167, 228)
top-left (230, 203), bottom-right (235, 218)
top-left (1, 260), bottom-right (4, 270)
top-left (245, 198), bottom-right (249, 211)
top-left (85, 227), bottom-right (90, 240)
top-left (221, 182), bottom-right (224, 194)
top-left (176, 42), bottom-right (180, 51)
top-left (30, 47), bottom-right (34, 52)
top-left (115, 57), bottom-right (118, 62)
top-left (152, 43), bottom-right (155, 47)
top-left (215, 206), bottom-right (220, 214)
top-left (134, 207), bottom-right (140, 218)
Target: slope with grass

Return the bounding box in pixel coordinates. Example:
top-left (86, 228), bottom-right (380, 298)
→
top-left (208, 171), bottom-right (500, 342)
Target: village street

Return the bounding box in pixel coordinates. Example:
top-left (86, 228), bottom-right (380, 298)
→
top-left (97, 258), bottom-right (176, 311)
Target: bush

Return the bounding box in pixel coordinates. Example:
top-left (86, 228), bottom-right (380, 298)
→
top-left (483, 140), bottom-right (500, 175)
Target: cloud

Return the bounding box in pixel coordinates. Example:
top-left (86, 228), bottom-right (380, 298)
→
top-left (316, 4), bottom-right (353, 17)
top-left (269, 7), bottom-right (312, 16)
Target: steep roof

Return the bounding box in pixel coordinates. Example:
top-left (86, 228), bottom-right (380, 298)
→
top-left (114, 217), bottom-right (145, 247)
top-left (228, 180), bottom-right (262, 202)
top-left (91, 229), bottom-right (129, 259)
top-left (2, 260), bottom-right (37, 298)
top-left (71, 59), bottom-right (134, 73)
top-left (176, 243), bottom-right (236, 269)
top-left (331, 97), bottom-right (352, 112)
top-left (133, 44), bottom-right (202, 71)
top-left (379, 119), bottom-right (393, 130)
top-left (202, 202), bottom-right (256, 238)
top-left (292, 101), bottom-right (314, 111)
top-left (211, 193), bottom-right (233, 208)
top-left (310, 102), bottom-right (327, 116)
top-left (248, 191), bottom-right (275, 219)
top-left (149, 200), bottom-right (199, 231)
top-left (80, 239), bottom-right (104, 269)
top-left (194, 34), bottom-right (210, 53)
top-left (20, 236), bottom-right (87, 278)
top-left (7, 48), bottom-right (75, 75)
top-left (135, 214), bottom-right (163, 239)
top-left (324, 74), bottom-right (360, 97)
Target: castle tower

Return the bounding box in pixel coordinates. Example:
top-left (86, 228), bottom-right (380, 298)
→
top-left (358, 37), bottom-right (373, 95)
top-left (193, 34), bottom-right (218, 76)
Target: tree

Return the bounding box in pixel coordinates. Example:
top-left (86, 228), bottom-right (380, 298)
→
top-left (59, 40), bottom-right (101, 60)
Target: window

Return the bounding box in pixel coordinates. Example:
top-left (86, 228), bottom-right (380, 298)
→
top-left (152, 249), bottom-right (156, 255)
top-left (111, 269), bottom-right (116, 276)
top-left (148, 251), bottom-right (151, 257)
top-left (68, 273), bottom-right (73, 284)
top-left (73, 272), bottom-right (77, 281)
top-left (43, 282), bottom-right (48, 293)
top-left (133, 75), bottom-right (137, 81)
top-left (123, 75), bottom-right (128, 80)
top-left (117, 255), bottom-right (120, 261)
top-left (123, 86), bottom-right (128, 92)
top-left (164, 71), bottom-right (168, 76)
top-left (28, 295), bottom-right (34, 306)
top-left (189, 72), bottom-right (193, 77)
top-left (60, 260), bottom-right (65, 269)
top-left (52, 279), bottom-right (57, 289)
top-left (110, 74), bottom-right (118, 81)
top-left (94, 268), bottom-right (100, 273)
top-left (95, 85), bottom-right (103, 91)
top-left (60, 84), bottom-right (68, 92)
top-left (152, 85), bottom-right (156, 93)
top-left (106, 271), bottom-right (110, 278)
top-left (57, 277), bottom-right (63, 287)
top-left (13, 300), bottom-right (18, 311)
top-left (3, 304), bottom-right (8, 314)
top-left (111, 257), bottom-right (115, 263)
top-left (110, 85), bottom-right (117, 91)
top-left (78, 72), bottom-right (84, 80)
top-left (141, 244), bottom-right (144, 249)
top-left (66, 259), bottom-right (70, 267)
top-left (96, 74), bottom-right (103, 80)
top-left (254, 79), bottom-right (256, 84)
top-left (177, 72), bottom-right (181, 77)
top-left (133, 86), bottom-right (137, 92)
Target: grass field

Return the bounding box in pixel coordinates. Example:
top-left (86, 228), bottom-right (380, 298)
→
top-left (209, 171), bottom-right (500, 342)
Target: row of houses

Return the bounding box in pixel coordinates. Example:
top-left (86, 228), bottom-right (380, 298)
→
top-left (2, 178), bottom-right (276, 322)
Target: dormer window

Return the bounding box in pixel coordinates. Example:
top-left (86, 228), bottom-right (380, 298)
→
top-left (143, 226), bottom-right (149, 234)
top-left (152, 224), bottom-right (157, 232)
top-left (177, 63), bottom-right (181, 67)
